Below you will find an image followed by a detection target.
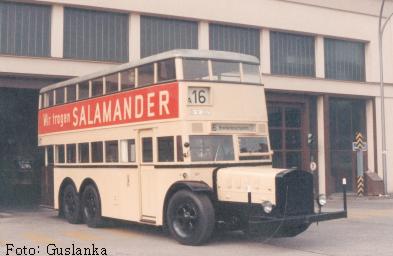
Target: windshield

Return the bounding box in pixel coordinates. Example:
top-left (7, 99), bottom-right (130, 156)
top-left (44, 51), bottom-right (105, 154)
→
top-left (211, 61), bottom-right (241, 82)
top-left (239, 136), bottom-right (269, 154)
top-left (190, 135), bottom-right (235, 162)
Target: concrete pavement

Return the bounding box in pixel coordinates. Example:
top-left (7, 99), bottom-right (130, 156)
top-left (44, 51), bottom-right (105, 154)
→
top-left (0, 197), bottom-right (392, 256)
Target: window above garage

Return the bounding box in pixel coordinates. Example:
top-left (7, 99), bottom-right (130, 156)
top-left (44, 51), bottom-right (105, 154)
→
top-left (270, 31), bottom-right (315, 77)
top-left (324, 38), bottom-right (365, 82)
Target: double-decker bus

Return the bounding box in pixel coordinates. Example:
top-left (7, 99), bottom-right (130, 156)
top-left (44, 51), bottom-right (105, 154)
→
top-left (38, 49), bottom-right (347, 245)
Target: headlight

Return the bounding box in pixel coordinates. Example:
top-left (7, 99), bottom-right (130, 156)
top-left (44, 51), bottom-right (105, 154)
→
top-left (317, 194), bottom-right (327, 207)
top-left (261, 201), bottom-right (274, 214)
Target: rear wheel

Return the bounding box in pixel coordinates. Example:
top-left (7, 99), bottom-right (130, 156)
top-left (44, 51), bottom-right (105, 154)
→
top-left (81, 185), bottom-right (103, 228)
top-left (166, 190), bottom-right (215, 245)
top-left (62, 184), bottom-right (82, 224)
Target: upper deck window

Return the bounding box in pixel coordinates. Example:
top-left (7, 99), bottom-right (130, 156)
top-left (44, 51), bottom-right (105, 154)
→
top-left (120, 69), bottom-right (136, 91)
top-left (92, 78), bottom-right (103, 97)
top-left (183, 59), bottom-right (209, 80)
top-left (211, 61), bottom-right (241, 82)
top-left (55, 88), bottom-right (65, 105)
top-left (106, 73), bottom-right (119, 93)
top-left (44, 91), bottom-right (54, 107)
top-left (78, 81), bottom-right (89, 100)
top-left (157, 59), bottom-right (176, 82)
top-left (242, 63), bottom-right (261, 84)
top-left (67, 85), bottom-right (77, 103)
top-left (138, 64), bottom-right (154, 87)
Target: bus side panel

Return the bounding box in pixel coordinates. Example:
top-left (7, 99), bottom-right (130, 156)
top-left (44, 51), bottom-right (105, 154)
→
top-left (54, 168), bottom-right (140, 221)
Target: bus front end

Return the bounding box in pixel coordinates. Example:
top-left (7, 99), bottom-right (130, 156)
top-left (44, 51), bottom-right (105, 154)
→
top-left (214, 166), bottom-right (347, 237)
top-left (176, 51), bottom-right (347, 242)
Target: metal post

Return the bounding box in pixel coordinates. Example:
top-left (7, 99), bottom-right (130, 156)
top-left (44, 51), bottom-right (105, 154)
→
top-left (356, 151), bottom-right (365, 196)
top-left (342, 178), bottom-right (347, 217)
top-left (378, 0), bottom-right (391, 195)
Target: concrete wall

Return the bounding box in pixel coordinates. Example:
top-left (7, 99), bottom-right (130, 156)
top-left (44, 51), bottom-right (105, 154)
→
top-left (2, 0), bottom-right (393, 193)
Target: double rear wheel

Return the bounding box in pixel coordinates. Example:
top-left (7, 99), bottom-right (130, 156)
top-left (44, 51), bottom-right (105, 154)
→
top-left (62, 184), bottom-right (103, 227)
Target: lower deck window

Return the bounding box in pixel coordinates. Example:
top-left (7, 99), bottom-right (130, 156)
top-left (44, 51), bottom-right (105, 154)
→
top-left (78, 143), bottom-right (89, 163)
top-left (105, 140), bottom-right (119, 162)
top-left (157, 136), bottom-right (174, 162)
top-left (91, 142), bottom-right (103, 163)
top-left (142, 137), bottom-right (153, 162)
top-left (120, 139), bottom-right (136, 162)
top-left (239, 136), bottom-right (269, 154)
top-left (55, 145), bottom-right (65, 163)
top-left (66, 144), bottom-right (76, 163)
top-left (190, 135), bottom-right (234, 162)
top-left (47, 146), bottom-right (54, 165)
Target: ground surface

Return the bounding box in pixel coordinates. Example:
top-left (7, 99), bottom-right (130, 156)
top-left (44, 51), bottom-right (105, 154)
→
top-left (0, 197), bottom-right (392, 256)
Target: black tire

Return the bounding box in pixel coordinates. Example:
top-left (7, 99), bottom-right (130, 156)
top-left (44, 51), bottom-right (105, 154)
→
top-left (62, 184), bottom-right (82, 224)
top-left (81, 184), bottom-right (104, 228)
top-left (166, 190), bottom-right (215, 245)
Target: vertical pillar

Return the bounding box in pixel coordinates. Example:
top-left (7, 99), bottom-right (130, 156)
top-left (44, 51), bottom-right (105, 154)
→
top-left (51, 5), bottom-right (64, 58)
top-left (375, 97), bottom-right (384, 181)
top-left (315, 36), bottom-right (325, 78)
top-left (366, 99), bottom-right (375, 173)
top-left (317, 95), bottom-right (327, 194)
top-left (129, 13), bottom-right (140, 61)
top-left (260, 29), bottom-right (270, 74)
top-left (198, 21), bottom-right (209, 50)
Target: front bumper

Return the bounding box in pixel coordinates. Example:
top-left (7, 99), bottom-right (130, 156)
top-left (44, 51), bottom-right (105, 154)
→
top-left (249, 210), bottom-right (347, 226)
top-left (246, 178), bottom-right (348, 236)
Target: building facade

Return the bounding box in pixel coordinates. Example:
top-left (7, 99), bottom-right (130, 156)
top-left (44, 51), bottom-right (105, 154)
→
top-left (1, 0), bottom-right (393, 195)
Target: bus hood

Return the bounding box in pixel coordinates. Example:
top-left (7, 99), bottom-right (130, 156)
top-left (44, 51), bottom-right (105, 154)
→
top-left (216, 165), bottom-right (285, 204)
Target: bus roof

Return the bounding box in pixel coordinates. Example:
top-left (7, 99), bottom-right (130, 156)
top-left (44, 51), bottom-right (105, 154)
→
top-left (40, 49), bottom-right (260, 93)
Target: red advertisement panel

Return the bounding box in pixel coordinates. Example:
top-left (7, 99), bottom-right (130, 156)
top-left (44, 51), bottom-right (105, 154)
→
top-left (38, 82), bottom-right (179, 135)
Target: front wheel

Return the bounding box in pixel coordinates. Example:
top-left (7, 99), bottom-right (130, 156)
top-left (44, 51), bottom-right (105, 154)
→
top-left (81, 185), bottom-right (104, 228)
top-left (166, 190), bottom-right (215, 245)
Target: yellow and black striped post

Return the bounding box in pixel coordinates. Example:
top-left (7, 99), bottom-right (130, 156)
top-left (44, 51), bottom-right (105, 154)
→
top-left (357, 175), bottom-right (364, 196)
top-left (353, 132), bottom-right (367, 197)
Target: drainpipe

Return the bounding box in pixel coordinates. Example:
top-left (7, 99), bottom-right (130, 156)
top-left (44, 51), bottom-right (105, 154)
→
top-left (378, 0), bottom-right (392, 195)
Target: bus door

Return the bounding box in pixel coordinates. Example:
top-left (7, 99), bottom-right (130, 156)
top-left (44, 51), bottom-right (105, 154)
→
top-left (138, 129), bottom-right (157, 223)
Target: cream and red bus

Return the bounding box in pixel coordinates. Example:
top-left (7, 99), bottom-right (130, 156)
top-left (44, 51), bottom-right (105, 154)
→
top-left (38, 49), bottom-right (347, 245)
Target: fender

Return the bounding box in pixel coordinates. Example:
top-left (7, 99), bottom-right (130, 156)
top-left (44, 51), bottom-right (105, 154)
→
top-left (168, 180), bottom-right (213, 194)
top-left (163, 181), bottom-right (213, 226)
